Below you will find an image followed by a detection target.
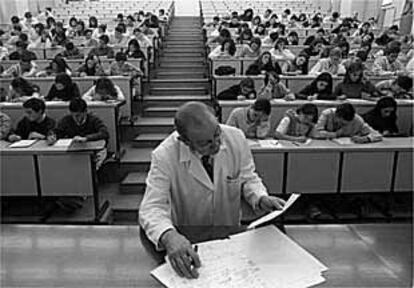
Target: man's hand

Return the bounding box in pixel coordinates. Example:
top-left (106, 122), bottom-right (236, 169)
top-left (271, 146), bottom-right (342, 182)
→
top-left (73, 136), bottom-right (88, 143)
top-left (8, 134), bottom-right (21, 142)
top-left (161, 230), bottom-right (201, 279)
top-left (351, 135), bottom-right (370, 143)
top-left (337, 94), bottom-right (347, 100)
top-left (259, 195), bottom-right (286, 213)
top-left (307, 94), bottom-right (318, 101)
top-left (28, 132), bottom-right (45, 140)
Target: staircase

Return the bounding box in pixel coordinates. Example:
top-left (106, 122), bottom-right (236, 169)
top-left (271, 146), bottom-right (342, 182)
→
top-left (112, 16), bottom-right (211, 222)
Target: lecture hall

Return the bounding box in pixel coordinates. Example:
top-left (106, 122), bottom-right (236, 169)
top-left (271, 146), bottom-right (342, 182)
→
top-left (0, 0), bottom-right (413, 286)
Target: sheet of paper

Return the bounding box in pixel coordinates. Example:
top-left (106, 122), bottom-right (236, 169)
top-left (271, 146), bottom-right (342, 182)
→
top-left (247, 193), bottom-right (300, 230)
top-left (53, 139), bottom-right (73, 147)
top-left (9, 140), bottom-right (37, 148)
top-left (258, 139), bottom-right (280, 148)
top-left (247, 139), bottom-right (260, 147)
top-left (332, 137), bottom-right (354, 145)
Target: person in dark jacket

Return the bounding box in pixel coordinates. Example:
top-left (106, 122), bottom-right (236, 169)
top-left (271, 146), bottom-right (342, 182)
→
top-left (246, 51), bottom-right (282, 75)
top-left (45, 73), bottom-right (81, 101)
top-left (296, 72), bottom-right (334, 100)
top-left (8, 98), bottom-right (55, 142)
top-left (362, 96), bottom-right (399, 136)
top-left (217, 77), bottom-right (256, 100)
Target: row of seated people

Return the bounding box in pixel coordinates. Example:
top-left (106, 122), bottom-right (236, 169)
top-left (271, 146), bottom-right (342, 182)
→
top-left (1, 8), bottom-right (166, 51)
top-left (0, 97), bottom-right (109, 169)
top-left (208, 34), bottom-right (413, 77)
top-left (216, 67), bottom-right (413, 101)
top-left (0, 51), bottom-right (143, 79)
top-left (0, 75), bottom-right (125, 103)
top-left (226, 97), bottom-right (402, 143)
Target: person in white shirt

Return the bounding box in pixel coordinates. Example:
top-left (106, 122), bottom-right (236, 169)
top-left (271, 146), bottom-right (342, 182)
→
top-left (139, 102), bottom-right (286, 279)
top-left (269, 37), bottom-right (295, 64)
top-left (110, 26), bottom-right (129, 46)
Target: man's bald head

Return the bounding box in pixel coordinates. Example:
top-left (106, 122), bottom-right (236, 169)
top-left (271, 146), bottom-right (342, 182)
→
top-left (175, 102), bottom-right (217, 139)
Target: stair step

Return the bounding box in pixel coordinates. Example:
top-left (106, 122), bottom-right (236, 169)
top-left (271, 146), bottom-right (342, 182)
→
top-left (156, 66), bottom-right (207, 72)
top-left (162, 52), bottom-right (204, 57)
top-left (150, 87), bottom-right (207, 96)
top-left (159, 62), bottom-right (205, 68)
top-left (119, 146), bottom-right (152, 173)
top-left (120, 172), bottom-right (147, 194)
top-left (131, 116), bottom-right (175, 133)
top-left (111, 194), bottom-right (143, 222)
top-left (132, 133), bottom-right (168, 147)
top-left (144, 106), bottom-right (178, 117)
top-left (149, 78), bottom-right (209, 88)
top-left (155, 71), bottom-right (206, 79)
top-left (160, 57), bottom-right (204, 62)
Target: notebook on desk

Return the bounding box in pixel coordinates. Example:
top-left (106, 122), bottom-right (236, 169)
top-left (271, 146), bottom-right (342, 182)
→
top-left (9, 140), bottom-right (38, 148)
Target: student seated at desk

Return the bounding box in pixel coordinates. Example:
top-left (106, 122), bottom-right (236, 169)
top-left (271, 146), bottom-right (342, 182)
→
top-left (45, 73), bottom-right (81, 101)
top-left (258, 71), bottom-right (295, 100)
top-left (74, 55), bottom-right (106, 77)
top-left (0, 111), bottom-right (11, 140)
top-left (274, 103), bottom-right (318, 142)
top-left (125, 39), bottom-right (146, 60)
top-left (236, 37), bottom-right (262, 58)
top-left (8, 40), bottom-right (37, 61)
top-left (333, 62), bottom-right (380, 100)
top-left (51, 98), bottom-right (109, 169)
top-left (208, 38), bottom-right (236, 59)
top-left (36, 56), bottom-right (72, 77)
top-left (6, 77), bottom-right (40, 102)
top-left (8, 98), bottom-right (55, 142)
top-left (362, 96), bottom-right (400, 136)
top-left (375, 75), bottom-right (413, 99)
top-left (246, 51), bottom-right (282, 75)
top-left (79, 29), bottom-right (98, 47)
top-left (309, 47), bottom-right (346, 76)
top-left (314, 102), bottom-right (382, 143)
top-left (281, 52), bottom-right (309, 75)
top-left (58, 41), bottom-right (84, 59)
top-left (269, 37), bottom-right (295, 64)
top-left (226, 98), bottom-right (271, 139)
top-left (109, 52), bottom-right (143, 77)
top-left (217, 77), bottom-right (256, 100)
top-left (296, 72), bottom-right (334, 100)
top-left (371, 45), bottom-right (404, 76)
top-left (88, 35), bottom-right (115, 58)
top-left (82, 77), bottom-right (125, 102)
top-left (1, 51), bottom-right (38, 78)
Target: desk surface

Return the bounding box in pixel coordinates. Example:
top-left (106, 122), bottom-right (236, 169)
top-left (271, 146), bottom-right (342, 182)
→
top-left (0, 140), bottom-right (106, 154)
top-left (1, 223), bottom-right (411, 287)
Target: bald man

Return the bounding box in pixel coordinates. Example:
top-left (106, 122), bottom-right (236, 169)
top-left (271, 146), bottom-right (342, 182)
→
top-left (139, 102), bottom-right (286, 279)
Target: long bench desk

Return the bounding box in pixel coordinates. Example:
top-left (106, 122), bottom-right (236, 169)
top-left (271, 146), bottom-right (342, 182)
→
top-left (0, 223), bottom-right (411, 287)
top-left (250, 138), bottom-right (413, 195)
top-left (0, 101), bottom-right (123, 158)
top-left (0, 140), bottom-right (109, 222)
top-left (0, 76), bottom-right (133, 121)
top-left (219, 98), bottom-right (414, 135)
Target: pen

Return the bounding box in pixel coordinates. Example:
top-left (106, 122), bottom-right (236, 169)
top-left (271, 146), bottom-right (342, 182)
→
top-left (291, 141), bottom-right (300, 146)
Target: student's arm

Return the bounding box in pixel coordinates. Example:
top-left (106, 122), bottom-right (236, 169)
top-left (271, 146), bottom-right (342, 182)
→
top-left (256, 119), bottom-right (271, 139)
top-left (354, 116), bottom-right (383, 143)
top-left (208, 45), bottom-right (221, 59)
top-left (337, 63), bottom-right (346, 76)
top-left (114, 85), bottom-right (125, 101)
top-left (22, 61), bottom-right (38, 77)
top-left (85, 116), bottom-right (109, 141)
top-left (274, 116), bottom-right (306, 142)
top-left (0, 113), bottom-right (11, 140)
top-left (82, 86), bottom-right (95, 101)
top-left (372, 57), bottom-right (394, 76)
top-left (280, 82), bottom-right (295, 100)
top-left (333, 83), bottom-right (346, 100)
top-left (308, 60), bottom-right (322, 76)
top-left (296, 84), bottom-right (313, 100)
top-left (225, 110), bottom-right (239, 128)
top-left (45, 86), bottom-right (56, 101)
top-left (313, 110), bottom-right (337, 139)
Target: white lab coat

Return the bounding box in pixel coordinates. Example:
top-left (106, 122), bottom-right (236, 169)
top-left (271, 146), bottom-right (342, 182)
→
top-left (139, 124), bottom-right (268, 248)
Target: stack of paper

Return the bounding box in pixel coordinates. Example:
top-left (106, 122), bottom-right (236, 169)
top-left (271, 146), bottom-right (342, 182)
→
top-left (9, 140), bottom-right (37, 148)
top-left (52, 139), bottom-right (73, 148)
top-left (151, 195), bottom-right (327, 288)
top-left (331, 137), bottom-right (354, 145)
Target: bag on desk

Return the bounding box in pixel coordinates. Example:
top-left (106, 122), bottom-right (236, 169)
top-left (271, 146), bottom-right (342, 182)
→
top-left (215, 65), bottom-right (236, 76)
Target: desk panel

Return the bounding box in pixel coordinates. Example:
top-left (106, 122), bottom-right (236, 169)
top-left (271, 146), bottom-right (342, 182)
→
top-left (37, 154), bottom-right (93, 196)
top-left (253, 152), bottom-right (284, 194)
top-left (341, 152), bottom-right (394, 193)
top-left (0, 155), bottom-right (37, 196)
top-left (286, 152), bottom-right (340, 193)
top-left (394, 151), bottom-right (414, 192)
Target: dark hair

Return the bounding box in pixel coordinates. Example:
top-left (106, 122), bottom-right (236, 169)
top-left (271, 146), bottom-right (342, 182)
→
top-left (11, 77), bottom-right (36, 96)
top-left (297, 103), bottom-right (318, 123)
top-left (69, 98), bottom-right (87, 112)
top-left (65, 41), bottom-right (75, 50)
top-left (344, 62), bottom-right (364, 83)
top-left (252, 16), bottom-right (261, 25)
top-left (95, 77), bottom-right (118, 98)
top-left (15, 40), bottom-right (28, 50)
top-left (20, 51), bottom-right (34, 63)
top-left (370, 96), bottom-right (397, 123)
top-left (11, 16), bottom-right (20, 24)
top-left (274, 37), bottom-right (288, 49)
top-left (254, 24), bottom-right (266, 35)
top-left (249, 37), bottom-right (262, 48)
top-left (23, 98), bottom-right (45, 113)
top-left (69, 17), bottom-right (78, 27)
top-left (269, 31), bottom-right (279, 42)
top-left (221, 38), bottom-right (236, 56)
top-left (389, 25), bottom-right (399, 31)
top-left (283, 9), bottom-right (291, 15)
top-left (99, 34), bottom-right (109, 44)
top-left (219, 28), bottom-right (231, 39)
top-left (128, 38), bottom-right (141, 50)
top-left (55, 73), bottom-right (73, 87)
top-left (396, 75), bottom-right (413, 91)
top-left (213, 16), bottom-right (220, 22)
top-left (115, 51), bottom-right (127, 61)
top-left (337, 41), bottom-right (350, 58)
top-left (85, 29), bottom-right (93, 35)
top-left (252, 98), bottom-right (271, 115)
top-left (115, 26), bottom-right (124, 33)
top-left (335, 103), bottom-right (355, 121)
top-left (310, 72), bottom-right (333, 93)
top-left (316, 28), bottom-right (325, 34)
top-left (89, 16), bottom-right (98, 28)
top-left (240, 77), bottom-right (255, 89)
top-left (384, 43), bottom-right (401, 55)
top-left (49, 56), bottom-right (70, 73)
top-left (98, 24), bottom-right (107, 32)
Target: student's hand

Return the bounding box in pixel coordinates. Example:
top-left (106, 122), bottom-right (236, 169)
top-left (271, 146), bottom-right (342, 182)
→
top-left (361, 92), bottom-right (372, 100)
top-left (80, 72), bottom-right (87, 77)
top-left (308, 94), bottom-right (318, 101)
top-left (351, 135), bottom-right (370, 143)
top-left (324, 132), bottom-right (337, 139)
top-left (46, 133), bottom-right (57, 145)
top-left (8, 134), bottom-right (21, 142)
top-left (294, 136), bottom-right (307, 143)
top-left (161, 229), bottom-right (201, 279)
top-left (259, 195), bottom-right (286, 213)
top-left (28, 132), bottom-right (45, 140)
top-left (284, 93), bottom-right (295, 101)
top-left (237, 95), bottom-right (246, 100)
top-left (73, 136), bottom-right (88, 143)
top-left (337, 94), bottom-right (347, 100)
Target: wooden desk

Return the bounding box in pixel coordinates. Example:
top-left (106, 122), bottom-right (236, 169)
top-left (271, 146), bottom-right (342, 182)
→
top-left (1, 223), bottom-right (411, 287)
top-left (250, 138), bottom-right (414, 194)
top-left (0, 101), bottom-right (123, 158)
top-left (0, 140), bottom-right (108, 221)
top-left (219, 99), bottom-right (414, 136)
top-left (0, 76), bottom-right (133, 120)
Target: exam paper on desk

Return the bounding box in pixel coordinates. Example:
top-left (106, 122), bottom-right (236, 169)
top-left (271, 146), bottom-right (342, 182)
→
top-left (9, 139), bottom-right (38, 148)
